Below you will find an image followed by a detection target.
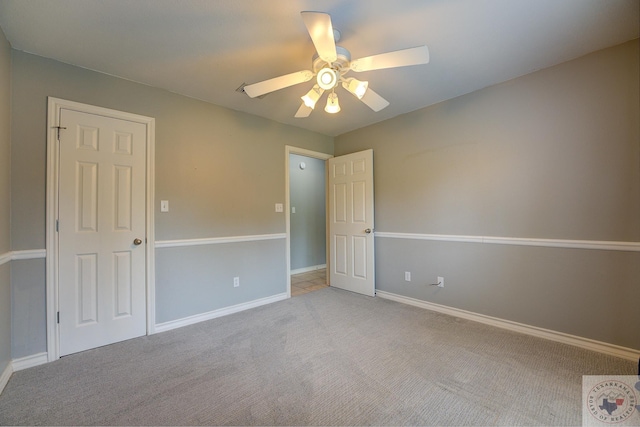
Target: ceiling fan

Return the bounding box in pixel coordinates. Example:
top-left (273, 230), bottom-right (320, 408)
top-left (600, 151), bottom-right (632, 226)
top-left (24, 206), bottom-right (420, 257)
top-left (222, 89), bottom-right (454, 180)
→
top-left (243, 11), bottom-right (430, 118)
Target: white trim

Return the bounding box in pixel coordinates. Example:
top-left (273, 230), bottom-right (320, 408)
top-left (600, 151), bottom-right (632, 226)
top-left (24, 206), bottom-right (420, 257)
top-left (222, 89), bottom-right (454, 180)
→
top-left (482, 236), bottom-right (640, 252)
top-left (375, 232), bottom-right (640, 252)
top-left (285, 146), bottom-right (333, 299)
top-left (0, 249), bottom-right (47, 266)
top-left (154, 292), bottom-right (288, 333)
top-left (0, 362), bottom-right (11, 394)
top-left (46, 97), bottom-right (156, 361)
top-left (155, 233), bottom-right (286, 249)
top-left (11, 352), bottom-right (48, 371)
top-left (376, 290), bottom-right (640, 361)
top-left (291, 264), bottom-right (327, 275)
top-left (145, 117), bottom-right (156, 336)
top-left (11, 249), bottom-right (47, 260)
top-left (46, 98), bottom-right (59, 362)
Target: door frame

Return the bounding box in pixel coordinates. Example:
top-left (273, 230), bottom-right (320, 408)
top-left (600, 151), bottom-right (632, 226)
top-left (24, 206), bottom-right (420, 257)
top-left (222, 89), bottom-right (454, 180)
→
top-left (285, 146), bottom-right (332, 297)
top-left (45, 97), bottom-right (156, 361)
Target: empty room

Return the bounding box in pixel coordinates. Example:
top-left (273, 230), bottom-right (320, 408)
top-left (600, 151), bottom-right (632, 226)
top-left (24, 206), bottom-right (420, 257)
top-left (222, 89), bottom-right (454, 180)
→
top-left (0, 1), bottom-right (638, 425)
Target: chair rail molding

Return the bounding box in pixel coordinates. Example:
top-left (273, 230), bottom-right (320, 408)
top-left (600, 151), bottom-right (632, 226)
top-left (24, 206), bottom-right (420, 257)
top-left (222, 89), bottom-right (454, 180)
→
top-left (375, 232), bottom-right (640, 252)
top-left (155, 233), bottom-right (286, 249)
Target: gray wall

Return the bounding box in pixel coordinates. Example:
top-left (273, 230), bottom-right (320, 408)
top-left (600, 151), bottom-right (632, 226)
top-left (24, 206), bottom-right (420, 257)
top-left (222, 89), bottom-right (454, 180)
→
top-left (10, 51), bottom-right (333, 354)
top-left (5, 35), bottom-right (639, 360)
top-left (335, 39), bottom-right (640, 350)
top-left (289, 154), bottom-right (326, 271)
top-left (10, 259), bottom-right (45, 357)
top-left (156, 240), bottom-right (286, 323)
top-left (0, 26), bottom-right (11, 375)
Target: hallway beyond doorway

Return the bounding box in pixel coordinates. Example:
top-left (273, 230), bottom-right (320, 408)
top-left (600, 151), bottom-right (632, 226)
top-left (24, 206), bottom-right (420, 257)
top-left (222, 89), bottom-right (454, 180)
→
top-left (291, 269), bottom-right (327, 297)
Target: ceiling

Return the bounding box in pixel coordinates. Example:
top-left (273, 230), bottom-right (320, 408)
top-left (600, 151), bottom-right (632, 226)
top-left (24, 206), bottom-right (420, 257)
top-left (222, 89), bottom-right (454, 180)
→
top-left (0, 0), bottom-right (638, 137)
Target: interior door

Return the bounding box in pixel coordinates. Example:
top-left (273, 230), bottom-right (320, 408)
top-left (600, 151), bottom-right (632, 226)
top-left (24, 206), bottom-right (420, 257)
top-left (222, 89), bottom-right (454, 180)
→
top-left (328, 149), bottom-right (375, 296)
top-left (58, 108), bottom-right (147, 356)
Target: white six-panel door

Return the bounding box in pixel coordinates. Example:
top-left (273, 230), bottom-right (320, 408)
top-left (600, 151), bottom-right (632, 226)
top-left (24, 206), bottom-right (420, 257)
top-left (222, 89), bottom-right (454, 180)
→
top-left (328, 149), bottom-right (375, 296)
top-left (58, 108), bottom-right (147, 356)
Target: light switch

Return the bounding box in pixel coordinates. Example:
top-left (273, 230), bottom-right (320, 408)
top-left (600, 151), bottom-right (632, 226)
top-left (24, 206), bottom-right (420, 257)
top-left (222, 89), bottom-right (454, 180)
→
top-left (275, 203), bottom-right (283, 213)
top-left (291, 207), bottom-right (296, 214)
top-left (160, 200), bottom-right (169, 212)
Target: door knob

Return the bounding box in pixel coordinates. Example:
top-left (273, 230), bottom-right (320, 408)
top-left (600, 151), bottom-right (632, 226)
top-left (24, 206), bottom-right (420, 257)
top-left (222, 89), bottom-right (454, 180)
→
top-left (364, 228), bottom-right (372, 234)
top-left (133, 238), bottom-right (143, 246)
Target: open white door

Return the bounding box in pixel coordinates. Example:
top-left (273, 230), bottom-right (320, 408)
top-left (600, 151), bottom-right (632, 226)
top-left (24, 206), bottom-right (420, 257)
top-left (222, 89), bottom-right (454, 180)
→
top-left (57, 108), bottom-right (147, 356)
top-left (328, 149), bottom-right (375, 296)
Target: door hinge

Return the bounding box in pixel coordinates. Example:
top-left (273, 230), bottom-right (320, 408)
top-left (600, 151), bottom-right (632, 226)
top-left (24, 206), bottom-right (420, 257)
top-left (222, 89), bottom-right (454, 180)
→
top-left (56, 219), bottom-right (59, 232)
top-left (57, 311), bottom-right (60, 324)
top-left (54, 125), bottom-right (67, 141)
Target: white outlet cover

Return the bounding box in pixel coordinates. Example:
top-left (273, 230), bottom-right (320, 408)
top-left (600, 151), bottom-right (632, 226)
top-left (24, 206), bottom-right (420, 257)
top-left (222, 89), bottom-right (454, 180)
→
top-left (275, 203), bottom-right (283, 212)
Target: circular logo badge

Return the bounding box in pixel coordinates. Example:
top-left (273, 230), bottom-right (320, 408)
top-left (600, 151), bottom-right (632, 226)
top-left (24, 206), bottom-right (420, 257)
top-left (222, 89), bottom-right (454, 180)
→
top-left (587, 380), bottom-right (638, 424)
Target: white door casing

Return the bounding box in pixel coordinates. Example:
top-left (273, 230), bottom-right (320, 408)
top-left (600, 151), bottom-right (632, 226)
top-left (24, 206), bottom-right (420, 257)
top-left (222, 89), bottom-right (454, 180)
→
top-left (46, 98), bottom-right (156, 360)
top-left (328, 149), bottom-right (375, 296)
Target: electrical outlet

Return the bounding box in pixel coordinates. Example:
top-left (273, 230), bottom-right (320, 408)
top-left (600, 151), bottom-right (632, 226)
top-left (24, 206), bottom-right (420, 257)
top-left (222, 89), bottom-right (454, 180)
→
top-left (437, 276), bottom-right (444, 288)
top-left (404, 271), bottom-right (411, 281)
top-left (233, 277), bottom-right (240, 287)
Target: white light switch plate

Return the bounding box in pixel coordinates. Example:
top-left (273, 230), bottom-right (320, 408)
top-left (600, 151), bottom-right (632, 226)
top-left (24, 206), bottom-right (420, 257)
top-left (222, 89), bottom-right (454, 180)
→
top-left (275, 203), bottom-right (283, 212)
top-left (160, 200), bottom-right (169, 212)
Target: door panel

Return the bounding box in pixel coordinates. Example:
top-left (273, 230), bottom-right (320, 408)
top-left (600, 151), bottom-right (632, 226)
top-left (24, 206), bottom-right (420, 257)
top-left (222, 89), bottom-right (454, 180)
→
top-left (113, 251), bottom-right (133, 317)
top-left (328, 149), bottom-right (375, 296)
top-left (77, 253), bottom-right (98, 324)
top-left (59, 108), bottom-right (147, 356)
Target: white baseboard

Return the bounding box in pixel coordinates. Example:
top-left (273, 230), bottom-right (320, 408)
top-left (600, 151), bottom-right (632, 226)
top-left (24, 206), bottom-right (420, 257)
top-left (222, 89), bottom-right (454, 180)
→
top-left (0, 361), bottom-right (11, 395)
top-left (291, 264), bottom-right (326, 275)
top-left (12, 352), bottom-right (49, 371)
top-left (376, 290), bottom-right (640, 362)
top-left (155, 292), bottom-right (289, 333)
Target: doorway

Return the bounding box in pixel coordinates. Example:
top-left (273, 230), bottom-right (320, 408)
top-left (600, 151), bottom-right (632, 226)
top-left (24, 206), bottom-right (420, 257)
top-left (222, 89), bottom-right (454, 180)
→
top-left (285, 146), bottom-right (332, 297)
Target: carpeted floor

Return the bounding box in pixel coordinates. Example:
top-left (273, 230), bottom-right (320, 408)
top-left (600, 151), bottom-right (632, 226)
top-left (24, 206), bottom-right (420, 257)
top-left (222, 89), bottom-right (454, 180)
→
top-left (0, 287), bottom-right (635, 425)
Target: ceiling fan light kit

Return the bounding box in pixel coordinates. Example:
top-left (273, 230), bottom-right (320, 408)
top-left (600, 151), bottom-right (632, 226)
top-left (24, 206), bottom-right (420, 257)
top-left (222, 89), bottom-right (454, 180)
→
top-left (243, 11), bottom-right (430, 118)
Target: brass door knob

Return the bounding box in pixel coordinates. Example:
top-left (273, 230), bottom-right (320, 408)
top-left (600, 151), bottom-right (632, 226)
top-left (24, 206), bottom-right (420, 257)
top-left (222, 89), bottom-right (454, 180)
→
top-left (133, 238), bottom-right (143, 246)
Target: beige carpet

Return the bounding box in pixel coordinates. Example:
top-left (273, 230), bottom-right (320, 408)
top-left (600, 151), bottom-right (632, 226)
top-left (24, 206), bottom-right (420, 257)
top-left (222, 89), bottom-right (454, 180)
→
top-left (0, 287), bottom-right (635, 425)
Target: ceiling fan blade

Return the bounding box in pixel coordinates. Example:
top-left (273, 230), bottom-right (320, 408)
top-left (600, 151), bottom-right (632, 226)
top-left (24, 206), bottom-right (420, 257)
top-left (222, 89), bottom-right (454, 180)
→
top-left (301, 11), bottom-right (337, 63)
top-left (244, 70), bottom-right (314, 98)
top-left (350, 45), bottom-right (429, 72)
top-left (294, 103), bottom-right (313, 118)
top-left (360, 88), bottom-right (390, 112)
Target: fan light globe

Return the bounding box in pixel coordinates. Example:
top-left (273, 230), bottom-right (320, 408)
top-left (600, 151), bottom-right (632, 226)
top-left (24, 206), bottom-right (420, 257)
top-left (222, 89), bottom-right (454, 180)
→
top-left (301, 86), bottom-right (323, 108)
top-left (343, 78), bottom-right (369, 99)
top-left (317, 68), bottom-right (338, 90)
top-left (325, 92), bottom-right (341, 114)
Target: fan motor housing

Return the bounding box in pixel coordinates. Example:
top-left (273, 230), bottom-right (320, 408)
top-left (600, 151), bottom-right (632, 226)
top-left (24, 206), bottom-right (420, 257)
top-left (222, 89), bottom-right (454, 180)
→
top-left (312, 46), bottom-right (352, 75)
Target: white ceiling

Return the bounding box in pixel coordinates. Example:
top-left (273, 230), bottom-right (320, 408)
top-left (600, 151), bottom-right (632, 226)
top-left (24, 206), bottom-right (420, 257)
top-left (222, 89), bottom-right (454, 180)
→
top-left (0, 0), bottom-right (638, 137)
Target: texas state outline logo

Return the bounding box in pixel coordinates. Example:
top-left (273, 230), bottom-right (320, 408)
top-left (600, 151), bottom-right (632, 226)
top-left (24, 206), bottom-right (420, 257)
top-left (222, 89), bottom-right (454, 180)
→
top-left (583, 376), bottom-right (640, 426)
